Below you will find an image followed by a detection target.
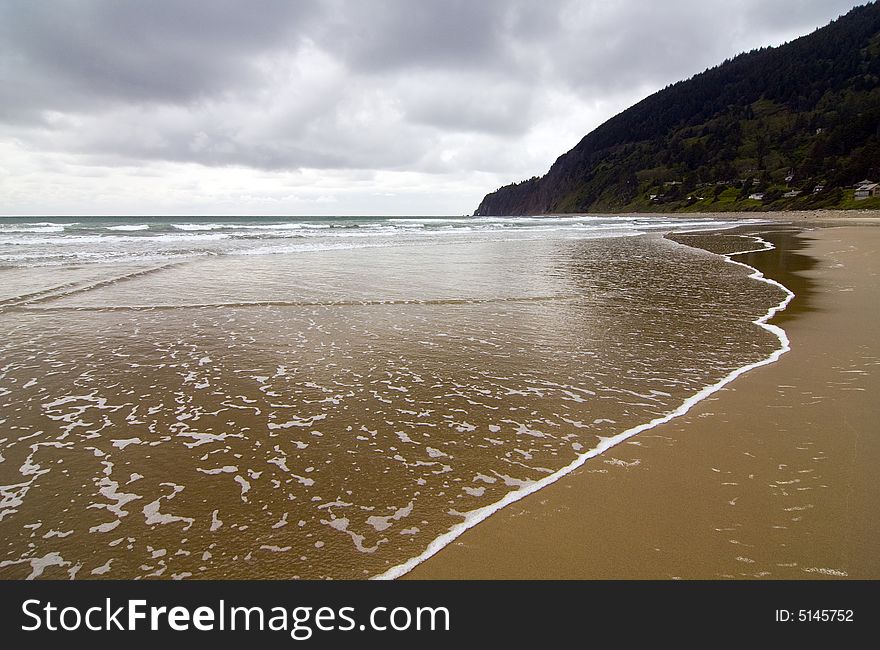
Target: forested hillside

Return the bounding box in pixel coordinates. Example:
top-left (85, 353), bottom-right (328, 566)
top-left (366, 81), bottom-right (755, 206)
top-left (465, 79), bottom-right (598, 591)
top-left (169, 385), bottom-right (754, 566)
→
top-left (475, 2), bottom-right (880, 215)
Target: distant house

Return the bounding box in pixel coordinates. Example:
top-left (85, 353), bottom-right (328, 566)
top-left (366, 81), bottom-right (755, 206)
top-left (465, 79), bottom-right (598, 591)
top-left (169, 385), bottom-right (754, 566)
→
top-left (854, 182), bottom-right (879, 200)
top-left (813, 185), bottom-right (825, 194)
top-left (748, 192), bottom-right (765, 200)
top-left (783, 189), bottom-right (801, 198)
top-left (853, 179), bottom-right (874, 188)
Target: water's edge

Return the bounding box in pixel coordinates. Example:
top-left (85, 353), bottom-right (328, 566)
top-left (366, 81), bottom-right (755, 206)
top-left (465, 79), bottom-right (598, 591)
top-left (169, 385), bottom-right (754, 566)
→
top-left (373, 229), bottom-right (795, 580)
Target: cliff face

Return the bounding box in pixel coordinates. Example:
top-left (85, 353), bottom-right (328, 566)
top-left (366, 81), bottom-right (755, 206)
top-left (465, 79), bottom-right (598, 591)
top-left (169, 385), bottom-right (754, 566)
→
top-left (475, 2), bottom-right (880, 216)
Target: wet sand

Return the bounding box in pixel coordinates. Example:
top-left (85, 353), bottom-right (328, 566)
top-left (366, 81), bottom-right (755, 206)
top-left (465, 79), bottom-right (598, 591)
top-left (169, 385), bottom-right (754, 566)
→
top-left (1, 224), bottom-right (789, 580)
top-left (405, 224), bottom-right (880, 579)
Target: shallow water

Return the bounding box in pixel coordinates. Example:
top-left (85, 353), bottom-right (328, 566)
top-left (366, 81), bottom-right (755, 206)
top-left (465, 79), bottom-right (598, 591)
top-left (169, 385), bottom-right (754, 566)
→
top-left (0, 218), bottom-right (787, 579)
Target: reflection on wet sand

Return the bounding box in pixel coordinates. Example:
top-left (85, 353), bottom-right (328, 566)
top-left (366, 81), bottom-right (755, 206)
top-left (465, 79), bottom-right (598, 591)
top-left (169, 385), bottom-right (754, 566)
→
top-left (671, 227), bottom-right (819, 324)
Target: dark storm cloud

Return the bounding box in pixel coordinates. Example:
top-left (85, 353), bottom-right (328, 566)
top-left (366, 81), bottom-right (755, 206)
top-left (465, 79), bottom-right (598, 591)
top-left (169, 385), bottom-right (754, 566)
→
top-left (0, 0), bottom-right (866, 173)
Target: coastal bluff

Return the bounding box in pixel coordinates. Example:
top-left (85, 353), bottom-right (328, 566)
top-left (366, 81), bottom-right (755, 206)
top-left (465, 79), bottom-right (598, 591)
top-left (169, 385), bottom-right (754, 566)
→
top-left (475, 3), bottom-right (880, 216)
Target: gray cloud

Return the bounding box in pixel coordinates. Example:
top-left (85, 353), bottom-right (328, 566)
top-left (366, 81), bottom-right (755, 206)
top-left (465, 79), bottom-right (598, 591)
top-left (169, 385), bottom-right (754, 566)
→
top-left (319, 0), bottom-right (512, 72)
top-left (2, 1), bottom-right (316, 103)
top-left (0, 0), bottom-right (867, 214)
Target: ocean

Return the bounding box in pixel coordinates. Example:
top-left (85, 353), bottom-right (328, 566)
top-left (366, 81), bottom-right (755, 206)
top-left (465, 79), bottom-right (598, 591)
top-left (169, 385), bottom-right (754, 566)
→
top-left (0, 215), bottom-right (789, 579)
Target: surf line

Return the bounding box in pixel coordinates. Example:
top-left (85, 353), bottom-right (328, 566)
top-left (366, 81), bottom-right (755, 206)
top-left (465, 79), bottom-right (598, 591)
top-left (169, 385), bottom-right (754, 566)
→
top-left (372, 231), bottom-right (795, 580)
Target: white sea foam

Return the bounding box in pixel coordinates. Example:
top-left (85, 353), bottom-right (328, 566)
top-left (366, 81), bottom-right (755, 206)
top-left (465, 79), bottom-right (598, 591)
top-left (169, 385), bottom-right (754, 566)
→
top-left (1, 215), bottom-right (758, 268)
top-left (0, 224), bottom-right (67, 233)
top-left (142, 483), bottom-right (194, 530)
top-left (172, 222), bottom-right (310, 231)
top-left (372, 231), bottom-right (794, 580)
top-left (196, 465), bottom-right (238, 475)
top-left (365, 501), bottom-right (414, 532)
top-left (322, 516), bottom-right (383, 553)
top-left (89, 520), bottom-right (121, 533)
top-left (111, 438), bottom-right (142, 450)
top-left (91, 559), bottom-right (113, 576)
top-left (107, 224), bottom-right (149, 231)
top-left (172, 223), bottom-right (226, 231)
top-left (0, 551), bottom-right (70, 579)
top-left (803, 566), bottom-right (848, 577)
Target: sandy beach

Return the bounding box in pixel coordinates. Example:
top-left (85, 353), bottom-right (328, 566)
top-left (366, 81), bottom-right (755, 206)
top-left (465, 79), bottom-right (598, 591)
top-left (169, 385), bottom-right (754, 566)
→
top-left (405, 221), bottom-right (880, 579)
top-left (2, 213), bottom-right (876, 580)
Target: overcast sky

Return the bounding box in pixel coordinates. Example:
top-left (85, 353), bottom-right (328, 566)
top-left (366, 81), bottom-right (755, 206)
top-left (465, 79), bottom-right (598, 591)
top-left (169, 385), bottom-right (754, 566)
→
top-left (0, 0), bottom-right (866, 216)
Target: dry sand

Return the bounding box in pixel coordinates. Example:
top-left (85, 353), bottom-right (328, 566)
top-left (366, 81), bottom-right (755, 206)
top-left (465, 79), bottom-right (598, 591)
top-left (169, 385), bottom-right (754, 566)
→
top-left (405, 223), bottom-right (880, 579)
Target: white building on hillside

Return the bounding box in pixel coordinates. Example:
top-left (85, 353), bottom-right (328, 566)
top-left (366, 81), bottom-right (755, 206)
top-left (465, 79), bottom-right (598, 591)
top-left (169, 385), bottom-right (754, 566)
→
top-left (855, 182), bottom-right (879, 200)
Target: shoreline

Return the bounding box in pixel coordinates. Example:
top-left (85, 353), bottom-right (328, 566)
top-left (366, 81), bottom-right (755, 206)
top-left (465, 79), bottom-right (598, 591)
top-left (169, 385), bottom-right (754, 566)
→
top-left (378, 225), bottom-right (796, 580)
top-left (544, 209), bottom-right (880, 226)
top-left (551, 209), bottom-right (880, 225)
top-left (403, 222), bottom-right (880, 579)
top-left (584, 209), bottom-right (880, 226)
